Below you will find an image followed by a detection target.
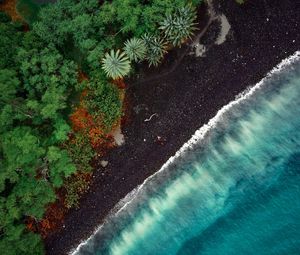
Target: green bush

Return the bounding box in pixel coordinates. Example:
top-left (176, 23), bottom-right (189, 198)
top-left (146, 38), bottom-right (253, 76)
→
top-left (64, 174), bottom-right (90, 209)
top-left (85, 76), bottom-right (122, 130)
top-left (64, 132), bottom-right (95, 173)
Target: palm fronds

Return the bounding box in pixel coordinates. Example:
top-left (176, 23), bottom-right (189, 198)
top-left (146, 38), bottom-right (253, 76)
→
top-left (159, 5), bottom-right (197, 47)
top-left (123, 37), bottom-right (147, 62)
top-left (101, 49), bottom-right (131, 79)
top-left (142, 33), bottom-right (167, 67)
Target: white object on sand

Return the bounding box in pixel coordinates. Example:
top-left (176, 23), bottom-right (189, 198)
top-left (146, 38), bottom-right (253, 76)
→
top-left (215, 14), bottom-right (231, 45)
top-left (100, 160), bottom-right (108, 168)
top-left (144, 113), bottom-right (158, 122)
top-left (194, 43), bottom-right (206, 57)
top-left (112, 126), bottom-right (125, 146)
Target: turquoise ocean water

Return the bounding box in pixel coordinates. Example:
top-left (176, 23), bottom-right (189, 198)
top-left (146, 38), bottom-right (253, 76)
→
top-left (73, 52), bottom-right (300, 255)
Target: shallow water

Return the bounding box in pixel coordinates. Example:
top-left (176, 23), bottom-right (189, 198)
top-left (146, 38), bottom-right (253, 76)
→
top-left (73, 53), bottom-right (300, 255)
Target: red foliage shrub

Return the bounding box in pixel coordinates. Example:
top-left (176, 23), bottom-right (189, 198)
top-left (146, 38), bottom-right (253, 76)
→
top-left (70, 107), bottom-right (94, 132)
top-left (112, 78), bottom-right (126, 89)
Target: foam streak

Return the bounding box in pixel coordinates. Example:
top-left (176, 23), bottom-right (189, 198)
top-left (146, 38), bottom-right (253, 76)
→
top-left (70, 51), bottom-right (300, 255)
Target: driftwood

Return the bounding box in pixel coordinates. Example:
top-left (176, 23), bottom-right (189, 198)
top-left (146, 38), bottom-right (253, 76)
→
top-left (144, 113), bottom-right (158, 122)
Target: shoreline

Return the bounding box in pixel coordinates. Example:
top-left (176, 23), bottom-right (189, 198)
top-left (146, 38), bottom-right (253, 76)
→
top-left (72, 49), bottom-right (300, 255)
top-left (45, 0), bottom-right (300, 254)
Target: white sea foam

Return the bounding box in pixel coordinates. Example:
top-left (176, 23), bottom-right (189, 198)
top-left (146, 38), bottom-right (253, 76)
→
top-left (69, 186), bottom-right (141, 254)
top-left (112, 186), bottom-right (141, 213)
top-left (70, 51), bottom-right (300, 255)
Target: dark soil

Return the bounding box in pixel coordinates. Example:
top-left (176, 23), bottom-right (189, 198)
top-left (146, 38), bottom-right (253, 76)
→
top-left (45, 0), bottom-right (300, 254)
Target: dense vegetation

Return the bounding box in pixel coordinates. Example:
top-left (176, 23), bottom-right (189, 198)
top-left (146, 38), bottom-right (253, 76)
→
top-left (16, 0), bottom-right (42, 25)
top-left (0, 0), bottom-right (201, 254)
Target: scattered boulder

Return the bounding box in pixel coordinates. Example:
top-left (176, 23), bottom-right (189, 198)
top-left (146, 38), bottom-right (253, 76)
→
top-left (100, 160), bottom-right (108, 168)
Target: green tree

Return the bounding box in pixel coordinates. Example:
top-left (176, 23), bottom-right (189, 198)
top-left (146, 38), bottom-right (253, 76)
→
top-left (0, 69), bottom-right (19, 105)
top-left (0, 20), bottom-right (23, 69)
top-left (159, 5), bottom-right (197, 47)
top-left (0, 11), bottom-right (11, 23)
top-left (17, 46), bottom-right (78, 121)
top-left (124, 37), bottom-right (147, 62)
top-left (0, 69), bottom-right (35, 125)
top-left (51, 118), bottom-right (71, 143)
top-left (47, 146), bottom-right (76, 187)
top-left (1, 127), bottom-right (45, 178)
top-left (0, 224), bottom-right (44, 255)
top-left (13, 178), bottom-right (56, 219)
top-left (101, 49), bottom-right (131, 79)
top-left (141, 0), bottom-right (188, 35)
top-left (142, 34), bottom-right (167, 67)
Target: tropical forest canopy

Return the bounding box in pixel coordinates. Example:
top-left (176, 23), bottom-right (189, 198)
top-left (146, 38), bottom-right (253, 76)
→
top-left (0, 0), bottom-right (202, 254)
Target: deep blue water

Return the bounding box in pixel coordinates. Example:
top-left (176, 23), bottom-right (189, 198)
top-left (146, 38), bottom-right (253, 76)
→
top-left (73, 53), bottom-right (300, 255)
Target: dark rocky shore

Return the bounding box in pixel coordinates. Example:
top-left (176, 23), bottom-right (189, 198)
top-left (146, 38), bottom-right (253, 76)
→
top-left (45, 0), bottom-right (300, 254)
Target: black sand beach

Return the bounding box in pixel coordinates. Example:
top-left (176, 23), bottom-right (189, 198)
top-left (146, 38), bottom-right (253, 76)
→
top-left (45, 0), bottom-right (300, 254)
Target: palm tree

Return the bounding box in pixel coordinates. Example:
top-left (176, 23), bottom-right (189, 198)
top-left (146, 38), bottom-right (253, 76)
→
top-left (142, 33), bottom-right (167, 67)
top-left (159, 5), bottom-right (197, 47)
top-left (101, 49), bottom-right (131, 79)
top-left (123, 38), bottom-right (147, 62)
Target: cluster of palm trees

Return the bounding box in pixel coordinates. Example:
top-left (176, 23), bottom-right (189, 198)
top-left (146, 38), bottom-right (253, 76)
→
top-left (101, 5), bottom-right (197, 80)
